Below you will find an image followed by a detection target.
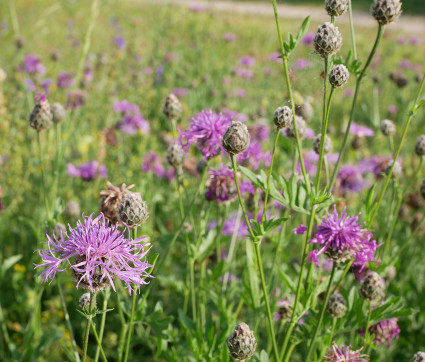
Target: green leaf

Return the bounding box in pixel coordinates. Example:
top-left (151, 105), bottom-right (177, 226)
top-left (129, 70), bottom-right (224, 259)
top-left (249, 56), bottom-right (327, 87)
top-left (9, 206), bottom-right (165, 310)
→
top-left (194, 229), bottom-right (217, 262)
top-left (178, 309), bottom-right (196, 332)
top-left (295, 16), bottom-right (311, 43)
top-left (1, 254), bottom-right (23, 277)
top-left (279, 270), bottom-right (296, 294)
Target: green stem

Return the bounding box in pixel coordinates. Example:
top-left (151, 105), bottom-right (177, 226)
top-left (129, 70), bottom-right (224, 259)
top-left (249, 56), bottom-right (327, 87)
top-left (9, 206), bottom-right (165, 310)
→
top-left (123, 289), bottom-right (136, 362)
top-left (328, 24), bottom-right (385, 192)
top-left (305, 265), bottom-right (337, 361)
top-left (90, 320), bottom-right (108, 362)
top-left (94, 290), bottom-right (110, 362)
top-left (364, 303), bottom-right (373, 344)
top-left (271, 0), bottom-right (310, 195)
top-left (348, 0), bottom-right (357, 60)
top-left (281, 206), bottom-right (317, 361)
top-left (82, 292), bottom-right (97, 362)
top-left (262, 129), bottom-right (280, 223)
top-left (369, 75), bottom-right (425, 227)
top-left (58, 283), bottom-right (80, 362)
top-left (230, 155), bottom-right (279, 361)
top-left (37, 132), bottom-right (50, 220)
top-left (116, 291), bottom-right (127, 362)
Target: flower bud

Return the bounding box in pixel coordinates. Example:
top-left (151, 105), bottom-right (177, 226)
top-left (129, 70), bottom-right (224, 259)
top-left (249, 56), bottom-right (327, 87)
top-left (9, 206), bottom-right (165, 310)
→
top-left (53, 223), bottom-right (66, 238)
top-left (383, 160), bottom-right (402, 179)
top-left (314, 22), bottom-right (342, 57)
top-left (329, 64), bottom-right (349, 88)
top-left (286, 116), bottom-right (306, 140)
top-left (163, 93), bottom-right (182, 122)
top-left (273, 106), bottom-right (292, 129)
top-left (371, 0), bottom-right (402, 25)
top-left (296, 102), bottom-right (314, 122)
top-left (360, 271), bottom-right (385, 303)
top-left (385, 266), bottom-right (397, 282)
top-left (351, 134), bottom-right (364, 150)
top-left (313, 134), bottom-right (333, 155)
top-left (167, 144), bottom-right (184, 168)
top-left (51, 102), bottom-right (66, 124)
top-left (29, 94), bottom-right (53, 132)
top-left (412, 352), bottom-right (425, 362)
top-left (326, 293), bottom-right (347, 318)
top-left (226, 323), bottom-right (256, 361)
top-left (222, 121), bottom-right (250, 155)
top-left (64, 200), bottom-right (81, 219)
top-left (119, 192), bottom-right (149, 228)
top-left (79, 293), bottom-right (91, 309)
top-left (325, 0), bottom-right (348, 16)
top-left (380, 119), bottom-right (395, 137)
top-left (415, 135), bottom-right (425, 156)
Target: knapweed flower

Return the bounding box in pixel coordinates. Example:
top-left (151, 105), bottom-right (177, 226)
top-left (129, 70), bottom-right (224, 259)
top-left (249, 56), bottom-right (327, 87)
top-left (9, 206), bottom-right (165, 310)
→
top-left (35, 214), bottom-right (153, 294)
top-left (362, 318), bottom-right (400, 347)
top-left (349, 122), bottom-right (375, 137)
top-left (67, 161), bottom-right (107, 181)
top-left (324, 342), bottom-right (369, 362)
top-left (301, 32), bottom-right (315, 45)
top-left (113, 99), bottom-right (150, 135)
top-left (142, 151), bottom-right (174, 181)
top-left (23, 54), bottom-right (46, 75)
top-left (223, 33), bottom-right (237, 41)
top-left (308, 206), bottom-right (380, 270)
top-left (239, 55), bottom-right (255, 67)
top-left (57, 72), bottom-right (73, 88)
top-left (337, 165), bottom-right (369, 193)
top-left (113, 36), bottom-right (126, 50)
top-left (66, 89), bottom-right (87, 109)
top-left (180, 109), bottom-right (231, 160)
top-left (294, 58), bottom-right (313, 70)
top-left (237, 142), bottom-right (271, 170)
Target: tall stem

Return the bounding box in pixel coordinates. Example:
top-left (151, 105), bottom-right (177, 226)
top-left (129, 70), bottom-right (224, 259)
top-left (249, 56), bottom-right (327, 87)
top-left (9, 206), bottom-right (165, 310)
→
top-left (348, 0), bottom-right (357, 60)
top-left (82, 292), bottom-right (97, 362)
top-left (37, 132), bottom-right (50, 220)
top-left (90, 320), bottom-right (108, 362)
top-left (230, 155), bottom-right (279, 361)
top-left (94, 290), bottom-right (110, 362)
top-left (305, 265), bottom-right (337, 361)
top-left (369, 75), bottom-right (425, 227)
top-left (328, 24), bottom-right (385, 191)
top-left (58, 283), bottom-right (80, 362)
top-left (271, 0), bottom-right (310, 195)
top-left (262, 129), bottom-right (280, 223)
top-left (123, 289), bottom-right (136, 362)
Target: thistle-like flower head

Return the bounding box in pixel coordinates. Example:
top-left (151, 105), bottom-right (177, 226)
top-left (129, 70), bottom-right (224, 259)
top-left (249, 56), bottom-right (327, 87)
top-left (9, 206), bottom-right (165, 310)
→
top-left (324, 342), bottom-right (369, 362)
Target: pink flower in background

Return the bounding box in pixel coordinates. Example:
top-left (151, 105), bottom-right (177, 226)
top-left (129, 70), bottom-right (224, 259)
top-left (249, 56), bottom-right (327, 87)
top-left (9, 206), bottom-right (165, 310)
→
top-left (294, 58), bottom-right (313, 70)
top-left (67, 161), bottom-right (107, 181)
top-left (349, 122), bottom-right (375, 137)
top-left (301, 32), bottom-right (314, 45)
top-left (239, 56), bottom-right (255, 67)
top-left (388, 105), bottom-right (398, 114)
top-left (23, 54), bottom-right (46, 75)
top-left (223, 33), bottom-right (237, 41)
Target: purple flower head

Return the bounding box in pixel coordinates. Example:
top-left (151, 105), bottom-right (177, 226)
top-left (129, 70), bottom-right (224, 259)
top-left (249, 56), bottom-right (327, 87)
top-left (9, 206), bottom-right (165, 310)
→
top-left (232, 66), bottom-right (254, 79)
top-left (294, 58), bottom-right (313, 70)
top-left (388, 105), bottom-right (398, 115)
top-left (180, 109), bottom-right (231, 160)
top-left (409, 37), bottom-right (421, 45)
top-left (361, 318), bottom-right (400, 347)
top-left (211, 210), bottom-right (265, 237)
top-left (308, 206), bottom-right (381, 270)
top-left (42, 78), bottom-right (52, 94)
top-left (23, 54), bottom-right (46, 75)
top-left (113, 100), bottom-right (150, 135)
top-left (221, 108), bottom-right (248, 122)
top-left (189, 5), bottom-right (206, 12)
top-left (301, 32), bottom-right (315, 45)
top-left (67, 161), bottom-right (107, 181)
top-left (324, 342), bottom-right (368, 362)
top-left (66, 89), bottom-right (87, 109)
top-left (248, 123), bottom-right (270, 143)
top-left (142, 151), bottom-right (174, 181)
top-left (57, 72), bottom-right (73, 88)
top-left (297, 151), bottom-right (339, 176)
top-left (399, 60), bottom-right (411, 69)
top-left (172, 88), bottom-right (188, 97)
top-left (24, 78), bottom-right (35, 92)
top-left (358, 155), bottom-right (392, 178)
top-left (205, 165), bottom-right (254, 203)
top-left (223, 33), bottom-right (237, 41)
top-left (269, 52), bottom-right (281, 62)
top-left (237, 142), bottom-right (271, 170)
top-left (349, 122), bottom-right (375, 137)
top-left (337, 165), bottom-right (369, 193)
top-left (293, 224), bottom-right (307, 235)
top-left (35, 214), bottom-right (153, 294)
top-left (113, 36), bottom-right (126, 50)
top-left (234, 88), bottom-right (247, 98)
top-left (239, 56), bottom-right (255, 67)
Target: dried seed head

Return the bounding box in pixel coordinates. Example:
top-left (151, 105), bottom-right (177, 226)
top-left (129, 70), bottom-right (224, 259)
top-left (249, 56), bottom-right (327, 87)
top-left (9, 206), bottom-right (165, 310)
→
top-left (325, 0), bottom-right (348, 16)
top-left (119, 192), bottom-right (149, 228)
top-left (314, 22), bottom-right (342, 57)
top-left (371, 0), bottom-right (402, 25)
top-left (407, 192), bottom-right (424, 210)
top-left (273, 106), bottom-right (292, 129)
top-left (286, 116), bottom-right (306, 140)
top-left (29, 94), bottom-right (53, 132)
top-left (360, 271), bottom-right (385, 303)
top-left (100, 181), bottom-right (135, 225)
top-left (329, 64), bottom-right (349, 88)
top-left (79, 293), bottom-right (91, 309)
top-left (222, 121), bottom-right (250, 155)
top-left (415, 135), bottom-right (425, 156)
top-left (51, 102), bottom-right (66, 124)
top-left (226, 323), bottom-right (257, 361)
top-left (296, 102), bottom-right (314, 122)
top-left (163, 93), bottom-right (182, 122)
top-left (326, 293), bottom-right (347, 318)
top-left (383, 160), bottom-right (402, 179)
top-left (412, 352), bottom-right (425, 362)
top-left (167, 144), bottom-right (184, 168)
top-left (64, 200), bottom-right (81, 219)
top-left (313, 134), bottom-right (333, 155)
top-left (380, 119), bottom-right (396, 137)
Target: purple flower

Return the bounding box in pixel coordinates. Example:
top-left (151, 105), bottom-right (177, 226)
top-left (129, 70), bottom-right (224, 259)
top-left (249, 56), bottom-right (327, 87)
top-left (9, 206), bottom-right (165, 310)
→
top-left (66, 89), bottom-right (87, 109)
top-left (388, 105), bottom-right (398, 114)
top-left (296, 151), bottom-right (339, 176)
top-left (264, 67), bottom-right (272, 75)
top-left (349, 122), bottom-right (375, 137)
top-left (239, 56), bottom-right (255, 67)
top-left (142, 151), bottom-right (174, 181)
top-left (113, 36), bottom-right (126, 50)
top-left (57, 72), bottom-right (73, 88)
top-left (324, 342), bottom-right (368, 362)
top-left (113, 100), bottom-right (150, 135)
top-left (232, 66), bottom-right (254, 79)
top-left (269, 52), bottom-right (281, 62)
top-left (154, 65), bottom-right (164, 85)
top-left (42, 78), bottom-right (52, 94)
top-left (337, 165), bottom-right (369, 193)
top-left (293, 224), bottom-right (307, 235)
top-left (308, 206), bottom-right (381, 270)
top-left (221, 108), bottom-right (248, 122)
top-left (409, 37), bottom-right (420, 45)
top-left (294, 58), bottom-right (313, 70)
top-left (189, 5), bottom-right (206, 12)
top-left (223, 33), bottom-right (237, 41)
top-left (172, 88), bottom-right (188, 97)
top-left (211, 211), bottom-right (264, 237)
top-left (234, 89), bottom-right (246, 98)
top-left (35, 214), bottom-right (153, 294)
top-left (248, 123), bottom-right (270, 143)
top-left (24, 78), bottom-right (35, 92)
top-left (301, 32), bottom-right (315, 45)
top-left (23, 54), bottom-right (45, 75)
top-left (180, 109), bottom-right (231, 160)
top-left (396, 37), bottom-right (405, 44)
top-left (362, 318), bottom-right (400, 347)
top-left (358, 155), bottom-right (392, 178)
top-left (399, 60), bottom-right (411, 69)
top-left (67, 161), bottom-right (107, 181)
top-left (237, 142), bottom-right (271, 170)
top-left (345, 89), bottom-right (354, 97)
